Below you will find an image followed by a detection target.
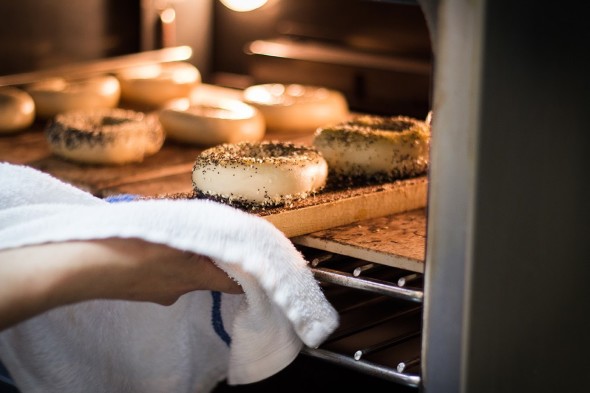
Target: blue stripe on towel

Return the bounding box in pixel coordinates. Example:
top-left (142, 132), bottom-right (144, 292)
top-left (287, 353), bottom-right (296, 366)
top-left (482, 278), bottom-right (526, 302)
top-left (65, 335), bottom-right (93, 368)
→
top-left (0, 360), bottom-right (15, 386)
top-left (104, 194), bottom-right (139, 203)
top-left (211, 291), bottom-right (231, 346)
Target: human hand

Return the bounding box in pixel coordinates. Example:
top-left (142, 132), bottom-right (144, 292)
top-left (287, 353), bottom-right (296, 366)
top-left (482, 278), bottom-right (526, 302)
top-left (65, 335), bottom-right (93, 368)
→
top-left (79, 237), bottom-right (244, 305)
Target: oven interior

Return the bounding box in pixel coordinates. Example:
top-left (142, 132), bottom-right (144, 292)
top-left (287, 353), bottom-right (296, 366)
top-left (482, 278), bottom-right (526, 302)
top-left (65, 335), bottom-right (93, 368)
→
top-left (0, 0), bottom-right (436, 391)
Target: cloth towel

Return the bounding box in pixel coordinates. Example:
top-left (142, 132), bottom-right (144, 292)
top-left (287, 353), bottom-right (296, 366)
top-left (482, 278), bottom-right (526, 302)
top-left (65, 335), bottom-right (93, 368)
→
top-left (0, 163), bottom-right (339, 393)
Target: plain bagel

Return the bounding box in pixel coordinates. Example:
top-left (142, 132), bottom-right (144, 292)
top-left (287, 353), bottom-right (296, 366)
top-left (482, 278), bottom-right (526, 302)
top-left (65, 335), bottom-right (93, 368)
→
top-left (159, 97), bottom-right (265, 146)
top-left (117, 61), bottom-right (201, 108)
top-left (0, 87), bottom-right (35, 133)
top-left (27, 75), bottom-right (121, 119)
top-left (192, 141), bottom-right (328, 207)
top-left (242, 83), bottom-right (349, 134)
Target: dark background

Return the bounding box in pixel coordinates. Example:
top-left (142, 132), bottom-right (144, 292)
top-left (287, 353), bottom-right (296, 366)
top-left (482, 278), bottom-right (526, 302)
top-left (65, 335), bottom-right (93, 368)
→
top-left (0, 0), bottom-right (432, 117)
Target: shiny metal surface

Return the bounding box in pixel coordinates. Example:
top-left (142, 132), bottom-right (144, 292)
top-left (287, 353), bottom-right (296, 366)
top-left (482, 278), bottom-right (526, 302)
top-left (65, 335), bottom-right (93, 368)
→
top-left (354, 331), bottom-right (421, 361)
top-left (301, 347), bottom-right (421, 388)
top-left (0, 46), bottom-right (192, 87)
top-left (312, 267), bottom-right (424, 303)
top-left (422, 1), bottom-right (590, 392)
top-left (247, 38), bottom-right (431, 75)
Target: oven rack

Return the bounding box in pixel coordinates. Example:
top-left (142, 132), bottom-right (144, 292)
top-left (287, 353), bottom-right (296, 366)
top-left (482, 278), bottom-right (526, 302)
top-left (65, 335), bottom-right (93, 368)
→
top-left (311, 266), bottom-right (423, 303)
top-left (296, 247), bottom-right (424, 388)
top-left (300, 347), bottom-right (421, 388)
top-left (303, 248), bottom-right (424, 304)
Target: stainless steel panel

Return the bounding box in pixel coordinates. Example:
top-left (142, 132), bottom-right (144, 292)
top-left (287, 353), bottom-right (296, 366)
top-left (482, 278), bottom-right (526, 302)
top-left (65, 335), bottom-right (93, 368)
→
top-left (423, 1), bottom-right (590, 392)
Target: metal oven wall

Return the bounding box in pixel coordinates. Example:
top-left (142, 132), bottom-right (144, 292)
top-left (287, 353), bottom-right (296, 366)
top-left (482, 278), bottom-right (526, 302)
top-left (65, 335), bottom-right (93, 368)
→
top-left (423, 1), bottom-right (590, 392)
top-left (0, 0), bottom-right (214, 79)
top-left (211, 0), bottom-right (433, 118)
top-left (0, 0), bottom-right (140, 75)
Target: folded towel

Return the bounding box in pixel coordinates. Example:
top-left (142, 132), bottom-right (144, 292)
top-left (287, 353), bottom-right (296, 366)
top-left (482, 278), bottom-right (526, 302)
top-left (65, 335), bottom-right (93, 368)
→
top-left (0, 163), bottom-right (339, 393)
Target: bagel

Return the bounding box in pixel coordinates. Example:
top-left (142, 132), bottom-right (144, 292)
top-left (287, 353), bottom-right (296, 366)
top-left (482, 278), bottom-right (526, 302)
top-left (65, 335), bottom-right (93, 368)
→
top-left (45, 108), bottom-right (165, 165)
top-left (159, 97), bottom-right (265, 146)
top-left (0, 87), bottom-right (35, 133)
top-left (192, 141), bottom-right (328, 207)
top-left (313, 115), bottom-right (431, 182)
top-left (242, 83), bottom-right (349, 134)
top-left (116, 61), bottom-right (201, 108)
top-left (27, 75), bottom-right (120, 119)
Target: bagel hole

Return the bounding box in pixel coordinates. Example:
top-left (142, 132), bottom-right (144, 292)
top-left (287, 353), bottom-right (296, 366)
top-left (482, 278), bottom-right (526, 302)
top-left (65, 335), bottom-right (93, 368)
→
top-left (101, 116), bottom-right (130, 126)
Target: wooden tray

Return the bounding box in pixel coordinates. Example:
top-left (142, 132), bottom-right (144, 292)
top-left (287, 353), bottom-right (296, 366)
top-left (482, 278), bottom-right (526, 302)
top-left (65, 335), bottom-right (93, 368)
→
top-left (258, 177), bottom-right (427, 238)
top-left (143, 176), bottom-right (428, 239)
top-left (293, 208), bottom-right (427, 273)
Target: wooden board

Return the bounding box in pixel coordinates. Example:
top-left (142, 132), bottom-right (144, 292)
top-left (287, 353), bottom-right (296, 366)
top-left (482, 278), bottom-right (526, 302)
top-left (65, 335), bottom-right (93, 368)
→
top-left (259, 177), bottom-right (427, 238)
top-left (133, 176), bottom-right (428, 240)
top-left (293, 208), bottom-right (427, 273)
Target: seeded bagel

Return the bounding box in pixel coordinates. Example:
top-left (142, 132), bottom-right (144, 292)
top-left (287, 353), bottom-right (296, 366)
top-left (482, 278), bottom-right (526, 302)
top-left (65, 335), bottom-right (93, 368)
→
top-left (313, 115), bottom-right (430, 183)
top-left (192, 141), bottom-right (328, 207)
top-left (45, 108), bottom-right (164, 165)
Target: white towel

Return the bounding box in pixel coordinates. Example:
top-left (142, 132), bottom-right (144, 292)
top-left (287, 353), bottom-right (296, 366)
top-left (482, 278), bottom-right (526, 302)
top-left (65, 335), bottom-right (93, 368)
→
top-left (0, 162), bottom-right (339, 393)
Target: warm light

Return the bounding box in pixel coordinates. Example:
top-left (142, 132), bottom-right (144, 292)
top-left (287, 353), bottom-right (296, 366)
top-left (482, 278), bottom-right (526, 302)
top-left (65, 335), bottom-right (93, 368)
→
top-left (119, 64), bottom-right (162, 79)
top-left (99, 77), bottom-right (121, 96)
top-left (164, 97), bottom-right (191, 111)
top-left (21, 99), bottom-right (35, 116)
top-left (160, 7), bottom-right (176, 24)
top-left (243, 84), bottom-right (283, 105)
top-left (33, 78), bottom-right (67, 91)
top-left (167, 66), bottom-right (200, 84)
top-left (189, 97), bottom-right (257, 120)
top-left (118, 63), bottom-right (200, 84)
top-left (219, 0), bottom-right (267, 12)
top-left (243, 84), bottom-right (330, 106)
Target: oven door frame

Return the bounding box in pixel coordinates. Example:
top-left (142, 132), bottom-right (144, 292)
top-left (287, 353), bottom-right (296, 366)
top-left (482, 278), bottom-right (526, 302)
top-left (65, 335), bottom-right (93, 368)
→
top-left (422, 1), bottom-right (589, 392)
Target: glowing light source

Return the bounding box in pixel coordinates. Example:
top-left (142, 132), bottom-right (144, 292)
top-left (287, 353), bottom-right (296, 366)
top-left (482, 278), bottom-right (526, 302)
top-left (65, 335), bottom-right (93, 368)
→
top-left (160, 7), bottom-right (176, 24)
top-left (219, 0), bottom-right (267, 12)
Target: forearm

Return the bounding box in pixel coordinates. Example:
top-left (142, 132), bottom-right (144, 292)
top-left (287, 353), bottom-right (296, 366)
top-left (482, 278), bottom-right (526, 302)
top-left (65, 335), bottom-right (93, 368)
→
top-left (0, 242), bottom-right (94, 330)
top-left (0, 238), bottom-right (242, 331)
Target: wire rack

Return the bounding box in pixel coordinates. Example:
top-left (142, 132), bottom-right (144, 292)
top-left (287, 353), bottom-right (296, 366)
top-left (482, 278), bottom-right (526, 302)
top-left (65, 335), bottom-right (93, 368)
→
top-left (296, 246), bottom-right (424, 388)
